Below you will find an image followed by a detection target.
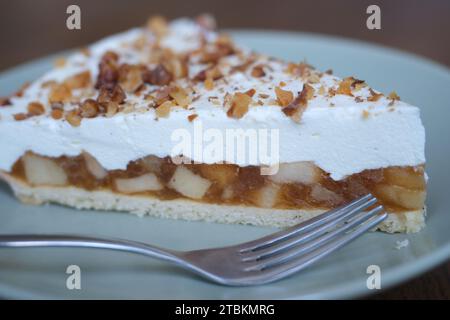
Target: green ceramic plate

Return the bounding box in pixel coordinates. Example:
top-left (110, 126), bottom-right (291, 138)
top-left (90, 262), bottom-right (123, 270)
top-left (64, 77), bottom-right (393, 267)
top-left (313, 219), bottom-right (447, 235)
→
top-left (0, 31), bottom-right (449, 299)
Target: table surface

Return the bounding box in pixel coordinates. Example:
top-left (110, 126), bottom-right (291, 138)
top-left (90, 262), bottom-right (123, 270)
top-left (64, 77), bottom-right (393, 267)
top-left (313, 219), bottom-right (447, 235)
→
top-left (0, 0), bottom-right (448, 299)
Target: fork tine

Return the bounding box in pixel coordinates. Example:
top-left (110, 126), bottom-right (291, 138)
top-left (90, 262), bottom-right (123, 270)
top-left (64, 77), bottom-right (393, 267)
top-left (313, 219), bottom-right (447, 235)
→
top-left (252, 212), bottom-right (387, 282)
top-left (243, 205), bottom-right (384, 271)
top-left (238, 194), bottom-right (376, 253)
top-left (241, 199), bottom-right (380, 262)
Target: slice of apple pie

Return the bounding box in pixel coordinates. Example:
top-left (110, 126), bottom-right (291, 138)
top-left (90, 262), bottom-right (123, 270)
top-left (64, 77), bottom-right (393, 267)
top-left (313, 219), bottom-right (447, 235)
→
top-left (0, 16), bottom-right (426, 233)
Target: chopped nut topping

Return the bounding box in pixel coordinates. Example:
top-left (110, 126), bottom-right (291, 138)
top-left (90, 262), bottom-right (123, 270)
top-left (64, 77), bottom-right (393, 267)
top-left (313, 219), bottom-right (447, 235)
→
top-left (97, 85), bottom-right (126, 105)
top-left (143, 64), bottom-right (173, 86)
top-left (336, 77), bottom-right (355, 96)
top-left (204, 78), bottom-right (214, 90)
top-left (285, 62), bottom-right (312, 77)
top-left (0, 97), bottom-right (11, 106)
top-left (119, 64), bottom-right (144, 92)
top-left (352, 79), bottom-right (366, 91)
top-left (48, 83), bottom-right (72, 103)
top-left (275, 86), bottom-right (294, 107)
top-left (244, 88), bottom-right (256, 97)
top-left (362, 110), bottom-right (370, 119)
top-left (51, 108), bottom-right (64, 120)
top-left (282, 84), bottom-right (315, 122)
top-left (105, 101), bottom-right (119, 117)
top-left (368, 88), bottom-right (383, 102)
top-left (318, 86), bottom-right (326, 95)
top-left (188, 114), bottom-right (198, 122)
top-left (65, 109), bottom-right (82, 127)
top-left (251, 65), bottom-right (266, 77)
top-left (388, 91), bottom-right (400, 106)
top-left (306, 73), bottom-right (321, 84)
top-left (14, 82), bottom-right (30, 98)
top-left (226, 92), bottom-right (252, 119)
top-left (64, 71), bottom-right (92, 90)
top-left (147, 16), bottom-right (168, 37)
top-left (194, 66), bottom-right (222, 82)
top-left (54, 57), bottom-right (66, 68)
top-left (80, 99), bottom-right (99, 118)
top-left (13, 113), bottom-right (29, 121)
top-left (27, 102), bottom-right (45, 116)
top-left (200, 35), bottom-right (235, 64)
top-left (155, 100), bottom-right (173, 118)
top-left (169, 86), bottom-right (190, 107)
top-left (95, 51), bottom-right (119, 90)
top-left (388, 91), bottom-right (400, 100)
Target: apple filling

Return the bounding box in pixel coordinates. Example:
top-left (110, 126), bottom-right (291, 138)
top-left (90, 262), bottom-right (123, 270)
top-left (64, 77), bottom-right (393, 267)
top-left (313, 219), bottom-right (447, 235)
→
top-left (9, 152), bottom-right (426, 213)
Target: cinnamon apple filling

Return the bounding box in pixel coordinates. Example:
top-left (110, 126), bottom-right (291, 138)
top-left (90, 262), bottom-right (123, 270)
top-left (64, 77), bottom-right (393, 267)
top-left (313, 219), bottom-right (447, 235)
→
top-left (8, 152), bottom-right (426, 213)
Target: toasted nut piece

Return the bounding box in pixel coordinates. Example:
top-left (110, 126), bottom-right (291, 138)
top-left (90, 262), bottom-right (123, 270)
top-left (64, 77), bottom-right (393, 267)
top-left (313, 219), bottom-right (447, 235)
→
top-left (337, 77), bottom-right (354, 96)
top-left (282, 84), bottom-right (314, 122)
top-left (155, 100), bottom-right (174, 118)
top-left (13, 113), bottom-right (29, 121)
top-left (51, 108), bottom-right (64, 120)
top-left (27, 101), bottom-right (45, 116)
top-left (105, 101), bottom-right (119, 117)
top-left (49, 83), bottom-right (72, 103)
top-left (80, 99), bottom-right (99, 118)
top-left (97, 85), bottom-right (126, 104)
top-left (368, 88), bottom-right (383, 102)
top-left (82, 152), bottom-right (107, 179)
top-left (169, 166), bottom-right (212, 199)
top-left (23, 153), bottom-right (67, 186)
top-left (170, 58), bottom-right (189, 79)
top-left (169, 86), bottom-right (190, 107)
top-left (187, 114), bottom-right (198, 122)
top-left (204, 78), bottom-right (214, 90)
top-left (251, 65), bottom-right (266, 77)
top-left (147, 15), bottom-right (168, 37)
top-left (0, 97), bottom-right (11, 106)
top-left (115, 173), bottom-right (163, 194)
top-left (226, 92), bottom-right (252, 119)
top-left (54, 57), bottom-right (66, 68)
top-left (275, 86), bottom-right (294, 107)
top-left (244, 88), bottom-right (256, 97)
top-left (95, 51), bottom-right (119, 90)
top-left (143, 64), bottom-right (173, 86)
top-left (119, 64), bottom-right (144, 92)
top-left (64, 71), bottom-right (91, 89)
top-left (65, 109), bottom-right (81, 127)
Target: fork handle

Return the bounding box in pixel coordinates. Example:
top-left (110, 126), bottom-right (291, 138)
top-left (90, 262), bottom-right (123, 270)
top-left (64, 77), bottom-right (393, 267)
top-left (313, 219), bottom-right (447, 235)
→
top-left (0, 234), bottom-right (182, 264)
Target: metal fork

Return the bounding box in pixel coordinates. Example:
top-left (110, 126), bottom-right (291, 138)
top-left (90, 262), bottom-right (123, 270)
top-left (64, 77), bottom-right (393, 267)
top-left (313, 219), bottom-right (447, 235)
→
top-left (0, 194), bottom-right (386, 286)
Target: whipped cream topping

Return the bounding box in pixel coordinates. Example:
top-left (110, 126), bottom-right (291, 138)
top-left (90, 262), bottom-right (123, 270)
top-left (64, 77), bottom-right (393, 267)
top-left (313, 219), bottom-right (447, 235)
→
top-left (0, 18), bottom-right (425, 180)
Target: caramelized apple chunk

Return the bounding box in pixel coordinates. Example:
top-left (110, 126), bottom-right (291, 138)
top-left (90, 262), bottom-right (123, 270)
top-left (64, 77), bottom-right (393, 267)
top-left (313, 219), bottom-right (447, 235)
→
top-left (115, 173), bottom-right (162, 194)
top-left (168, 166), bottom-right (212, 199)
top-left (22, 153), bottom-right (67, 186)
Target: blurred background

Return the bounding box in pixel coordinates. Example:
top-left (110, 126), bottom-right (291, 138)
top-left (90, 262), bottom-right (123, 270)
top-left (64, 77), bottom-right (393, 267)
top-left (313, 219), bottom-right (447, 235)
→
top-left (0, 0), bottom-right (448, 299)
top-left (0, 0), bottom-right (450, 71)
